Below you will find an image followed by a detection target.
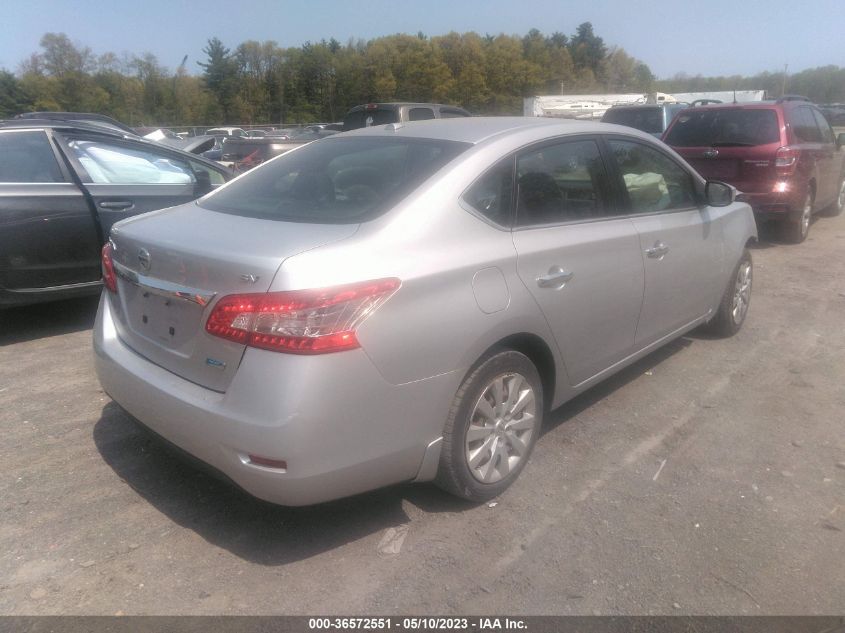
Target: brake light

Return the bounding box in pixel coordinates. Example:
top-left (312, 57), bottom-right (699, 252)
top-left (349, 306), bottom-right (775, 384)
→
top-left (775, 146), bottom-right (800, 177)
top-left (205, 278), bottom-right (401, 354)
top-left (101, 242), bottom-right (117, 293)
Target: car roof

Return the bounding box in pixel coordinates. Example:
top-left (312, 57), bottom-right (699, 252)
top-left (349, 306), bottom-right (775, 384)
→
top-left (346, 102), bottom-right (468, 111)
top-left (683, 100), bottom-right (808, 111)
top-left (608, 103), bottom-right (684, 110)
top-left (334, 116), bottom-right (657, 145)
top-left (0, 118), bottom-right (139, 137)
top-left (0, 118), bottom-right (230, 172)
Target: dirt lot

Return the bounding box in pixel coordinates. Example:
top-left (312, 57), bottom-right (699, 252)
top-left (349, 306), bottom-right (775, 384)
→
top-left (1, 214), bottom-right (844, 616)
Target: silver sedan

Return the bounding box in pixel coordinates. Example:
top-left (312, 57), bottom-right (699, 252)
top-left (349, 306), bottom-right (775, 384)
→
top-left (94, 117), bottom-right (756, 505)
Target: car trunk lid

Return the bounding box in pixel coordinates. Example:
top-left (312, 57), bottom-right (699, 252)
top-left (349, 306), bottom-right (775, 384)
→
top-left (108, 203), bottom-right (358, 392)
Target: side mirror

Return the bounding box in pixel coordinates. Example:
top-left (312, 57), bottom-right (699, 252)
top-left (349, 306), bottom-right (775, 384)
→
top-left (705, 180), bottom-right (735, 207)
top-left (837, 133), bottom-right (845, 149)
top-left (194, 170), bottom-right (212, 196)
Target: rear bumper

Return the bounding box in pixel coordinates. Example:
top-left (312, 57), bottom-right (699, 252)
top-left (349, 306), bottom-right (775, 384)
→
top-left (738, 189), bottom-right (804, 219)
top-left (93, 293), bottom-right (459, 506)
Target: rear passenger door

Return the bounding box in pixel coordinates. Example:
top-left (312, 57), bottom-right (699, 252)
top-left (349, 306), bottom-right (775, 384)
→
top-left (0, 129), bottom-right (101, 291)
top-left (510, 137), bottom-right (645, 386)
top-left (606, 138), bottom-right (724, 346)
top-left (58, 135), bottom-right (202, 238)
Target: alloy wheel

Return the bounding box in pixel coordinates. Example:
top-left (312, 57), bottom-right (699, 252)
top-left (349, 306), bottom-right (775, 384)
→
top-left (731, 260), bottom-right (752, 325)
top-left (465, 372), bottom-right (536, 484)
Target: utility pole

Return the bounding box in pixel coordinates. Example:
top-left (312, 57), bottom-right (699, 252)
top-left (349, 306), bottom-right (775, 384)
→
top-left (781, 63), bottom-right (788, 97)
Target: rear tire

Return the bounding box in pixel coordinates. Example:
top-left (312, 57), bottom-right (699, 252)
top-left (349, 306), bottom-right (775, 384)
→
top-left (706, 249), bottom-right (752, 337)
top-left (820, 177), bottom-right (845, 217)
top-left (781, 187), bottom-right (813, 243)
top-left (435, 350), bottom-right (543, 502)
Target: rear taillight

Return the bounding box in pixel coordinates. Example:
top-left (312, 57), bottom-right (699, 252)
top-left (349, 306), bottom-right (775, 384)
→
top-left (775, 146), bottom-right (800, 177)
top-left (205, 278), bottom-right (400, 354)
top-left (101, 242), bottom-right (117, 293)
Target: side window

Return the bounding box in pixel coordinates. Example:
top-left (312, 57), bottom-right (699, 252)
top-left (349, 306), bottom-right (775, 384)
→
top-left (811, 108), bottom-right (836, 144)
top-left (440, 108), bottom-right (470, 119)
top-left (68, 139), bottom-right (195, 185)
top-left (462, 158), bottom-right (514, 226)
top-left (188, 159), bottom-right (227, 185)
top-left (515, 139), bottom-right (608, 226)
top-left (0, 131), bottom-right (65, 183)
top-left (791, 106), bottom-right (823, 143)
top-left (409, 108), bottom-right (435, 121)
top-left (609, 139), bottom-right (697, 214)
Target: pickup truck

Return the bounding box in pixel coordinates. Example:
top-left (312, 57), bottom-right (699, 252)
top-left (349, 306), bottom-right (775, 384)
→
top-left (342, 103), bottom-right (471, 130)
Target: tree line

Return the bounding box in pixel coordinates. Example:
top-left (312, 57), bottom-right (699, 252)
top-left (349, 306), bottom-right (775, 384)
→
top-left (1, 29), bottom-right (843, 126)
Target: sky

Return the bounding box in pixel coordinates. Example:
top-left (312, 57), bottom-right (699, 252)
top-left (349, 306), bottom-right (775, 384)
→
top-left (1, 0), bottom-right (842, 79)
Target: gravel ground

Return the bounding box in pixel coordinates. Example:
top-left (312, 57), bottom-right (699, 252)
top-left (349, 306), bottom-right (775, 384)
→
top-left (1, 213), bottom-right (844, 615)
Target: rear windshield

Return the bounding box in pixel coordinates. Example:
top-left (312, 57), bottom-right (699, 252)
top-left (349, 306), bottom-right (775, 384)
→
top-left (343, 108), bottom-right (398, 130)
top-left (199, 136), bottom-right (470, 223)
top-left (602, 107), bottom-right (664, 134)
top-left (665, 108), bottom-right (780, 147)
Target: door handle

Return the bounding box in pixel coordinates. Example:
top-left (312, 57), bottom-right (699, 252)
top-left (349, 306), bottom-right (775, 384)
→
top-left (98, 200), bottom-right (135, 211)
top-left (536, 266), bottom-right (574, 289)
top-left (645, 241), bottom-right (670, 259)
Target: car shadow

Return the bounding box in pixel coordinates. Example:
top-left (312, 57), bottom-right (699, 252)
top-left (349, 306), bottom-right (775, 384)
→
top-left (541, 336), bottom-right (692, 436)
top-left (93, 401), bottom-right (474, 566)
top-left (0, 295), bottom-right (100, 346)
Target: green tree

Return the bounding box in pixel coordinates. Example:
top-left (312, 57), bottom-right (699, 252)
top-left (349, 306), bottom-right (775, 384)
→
top-left (568, 22), bottom-right (606, 80)
top-left (198, 37), bottom-right (238, 122)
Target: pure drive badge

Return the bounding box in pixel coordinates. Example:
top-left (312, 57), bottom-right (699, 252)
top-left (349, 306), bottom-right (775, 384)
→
top-left (206, 358), bottom-right (226, 369)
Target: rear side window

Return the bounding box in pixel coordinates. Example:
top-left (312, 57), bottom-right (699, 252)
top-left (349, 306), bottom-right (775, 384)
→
top-left (0, 131), bottom-right (64, 183)
top-left (463, 158), bottom-right (514, 226)
top-left (609, 140), bottom-right (697, 214)
top-left (515, 139), bottom-right (608, 226)
top-left (440, 108), bottom-right (470, 119)
top-left (200, 137), bottom-right (470, 224)
top-left (811, 108), bottom-right (836, 144)
top-left (409, 108), bottom-right (435, 121)
top-left (665, 108), bottom-right (780, 147)
top-left (68, 139), bottom-right (195, 184)
top-left (790, 106), bottom-right (823, 143)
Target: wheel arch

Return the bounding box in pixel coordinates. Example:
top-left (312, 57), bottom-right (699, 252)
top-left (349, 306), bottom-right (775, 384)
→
top-left (470, 332), bottom-right (557, 411)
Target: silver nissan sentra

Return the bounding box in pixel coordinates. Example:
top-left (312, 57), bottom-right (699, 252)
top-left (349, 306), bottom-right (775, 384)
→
top-left (94, 117), bottom-right (756, 505)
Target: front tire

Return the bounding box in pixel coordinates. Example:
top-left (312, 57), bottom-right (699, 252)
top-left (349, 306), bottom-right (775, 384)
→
top-left (706, 249), bottom-right (752, 337)
top-left (435, 350), bottom-right (543, 502)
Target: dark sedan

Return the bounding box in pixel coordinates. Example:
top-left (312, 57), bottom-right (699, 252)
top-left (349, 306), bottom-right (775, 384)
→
top-left (0, 119), bottom-right (232, 307)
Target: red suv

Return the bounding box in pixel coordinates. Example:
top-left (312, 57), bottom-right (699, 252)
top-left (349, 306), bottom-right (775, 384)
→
top-left (663, 97), bottom-right (845, 242)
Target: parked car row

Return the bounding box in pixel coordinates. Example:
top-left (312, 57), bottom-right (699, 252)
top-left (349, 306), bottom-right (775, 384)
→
top-left (602, 96), bottom-right (845, 243)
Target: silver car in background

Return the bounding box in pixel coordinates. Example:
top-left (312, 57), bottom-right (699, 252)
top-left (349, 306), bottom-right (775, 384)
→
top-left (94, 117), bottom-right (756, 505)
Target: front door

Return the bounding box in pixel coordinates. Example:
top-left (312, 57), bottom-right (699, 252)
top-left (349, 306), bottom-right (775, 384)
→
top-left (606, 137), bottom-right (723, 346)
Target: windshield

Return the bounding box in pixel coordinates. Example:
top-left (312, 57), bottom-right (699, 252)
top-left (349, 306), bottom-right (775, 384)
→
top-left (665, 108), bottom-right (780, 147)
top-left (199, 136), bottom-right (470, 223)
